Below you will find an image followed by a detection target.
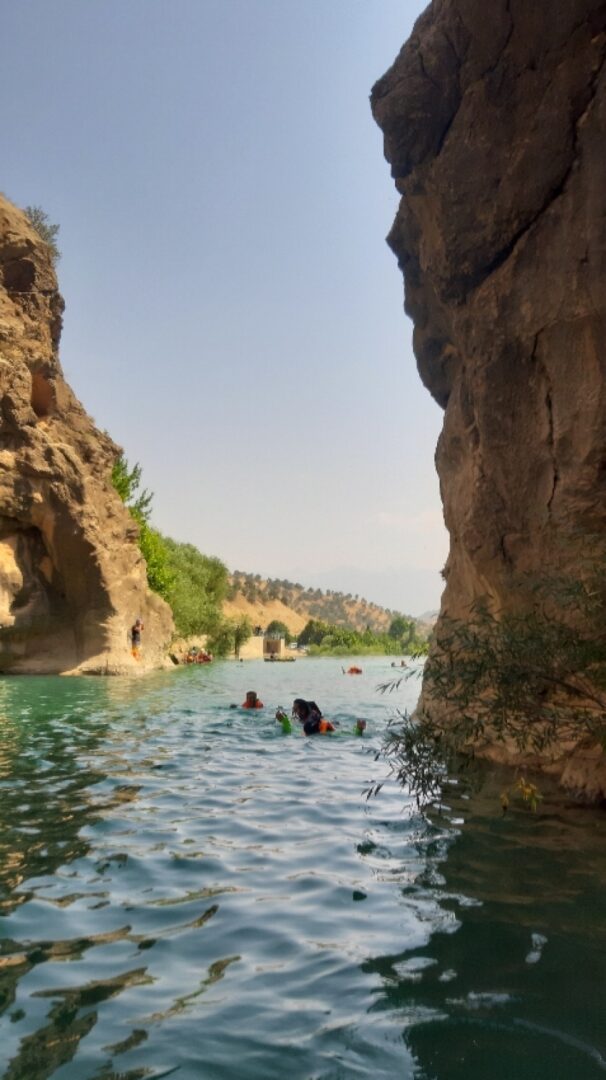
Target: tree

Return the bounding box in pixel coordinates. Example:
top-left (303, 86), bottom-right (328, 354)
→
top-left (163, 539), bottom-right (228, 637)
top-left (24, 205), bottom-right (61, 264)
top-left (299, 619), bottom-right (331, 646)
top-left (137, 523), bottom-right (174, 601)
top-left (389, 615), bottom-right (416, 650)
top-left (265, 620), bottom-right (291, 643)
top-left (111, 455), bottom-right (153, 523)
top-left (376, 558), bottom-right (606, 807)
top-left (207, 616), bottom-right (252, 658)
top-left (111, 453), bottom-right (172, 600)
top-left (233, 617), bottom-right (252, 658)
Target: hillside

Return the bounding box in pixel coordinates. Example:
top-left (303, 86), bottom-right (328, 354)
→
top-left (224, 571), bottom-right (410, 636)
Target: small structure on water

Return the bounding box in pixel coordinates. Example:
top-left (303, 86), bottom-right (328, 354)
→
top-left (263, 635), bottom-right (286, 660)
top-left (263, 635), bottom-right (296, 661)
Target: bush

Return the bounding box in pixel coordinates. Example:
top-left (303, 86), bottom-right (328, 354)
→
top-left (24, 205), bottom-right (61, 264)
top-left (375, 558), bottom-right (606, 808)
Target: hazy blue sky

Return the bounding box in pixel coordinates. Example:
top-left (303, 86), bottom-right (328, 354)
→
top-left (2, 0), bottom-right (447, 615)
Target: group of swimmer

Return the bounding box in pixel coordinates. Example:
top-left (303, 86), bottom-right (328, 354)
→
top-left (236, 691), bottom-right (367, 737)
top-left (183, 646), bottom-right (213, 664)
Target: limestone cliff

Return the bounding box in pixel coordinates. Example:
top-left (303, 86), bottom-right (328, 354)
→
top-left (0, 194), bottom-right (173, 673)
top-left (371, 1), bottom-right (606, 798)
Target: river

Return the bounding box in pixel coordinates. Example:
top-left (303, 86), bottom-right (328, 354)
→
top-left (0, 658), bottom-right (604, 1079)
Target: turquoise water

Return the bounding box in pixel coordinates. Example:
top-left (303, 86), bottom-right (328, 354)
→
top-left (0, 657), bottom-right (604, 1080)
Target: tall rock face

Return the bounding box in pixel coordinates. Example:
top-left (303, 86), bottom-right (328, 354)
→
top-left (0, 194), bottom-right (173, 673)
top-left (372, 1), bottom-right (606, 796)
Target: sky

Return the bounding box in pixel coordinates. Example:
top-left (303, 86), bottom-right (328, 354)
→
top-left (2, 0), bottom-right (448, 616)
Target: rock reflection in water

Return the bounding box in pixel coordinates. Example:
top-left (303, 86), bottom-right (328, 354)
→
top-left (365, 781), bottom-right (606, 1080)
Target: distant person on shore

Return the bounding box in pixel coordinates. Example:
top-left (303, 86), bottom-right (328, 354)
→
top-left (242, 690), bottom-right (264, 709)
top-left (292, 698), bottom-right (335, 735)
top-left (131, 618), bottom-right (144, 659)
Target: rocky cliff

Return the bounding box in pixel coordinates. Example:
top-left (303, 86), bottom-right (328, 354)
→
top-left (371, 1), bottom-right (606, 797)
top-left (0, 194), bottom-right (173, 673)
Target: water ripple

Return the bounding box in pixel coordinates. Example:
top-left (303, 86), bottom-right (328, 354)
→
top-left (0, 661), bottom-right (604, 1079)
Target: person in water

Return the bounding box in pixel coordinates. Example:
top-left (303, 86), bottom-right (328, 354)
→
top-left (292, 698), bottom-right (335, 735)
top-left (275, 708), bottom-right (292, 733)
top-left (242, 690), bottom-right (264, 709)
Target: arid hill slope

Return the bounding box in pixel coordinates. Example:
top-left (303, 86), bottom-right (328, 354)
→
top-left (226, 572), bottom-right (408, 635)
top-left (0, 194), bottom-right (173, 673)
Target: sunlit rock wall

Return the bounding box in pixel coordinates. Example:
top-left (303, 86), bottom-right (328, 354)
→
top-left (372, 1), bottom-right (606, 797)
top-left (0, 194), bottom-right (173, 673)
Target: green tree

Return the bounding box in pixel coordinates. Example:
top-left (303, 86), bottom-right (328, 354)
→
top-left (265, 620), bottom-right (291, 643)
top-left (111, 453), bottom-right (171, 600)
top-left (24, 205), bottom-right (61, 264)
top-left (376, 558), bottom-right (606, 808)
top-left (111, 455), bottom-right (153, 522)
top-left (299, 619), bottom-right (332, 646)
top-left (207, 616), bottom-right (252, 658)
top-left (233, 616), bottom-right (252, 658)
top-left (163, 539), bottom-right (228, 638)
top-left (138, 523), bottom-right (174, 601)
top-left (388, 615), bottom-right (417, 651)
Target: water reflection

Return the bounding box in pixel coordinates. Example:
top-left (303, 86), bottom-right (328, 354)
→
top-left (0, 663), bottom-right (604, 1079)
top-left (4, 967), bottom-right (154, 1080)
top-left (363, 777), bottom-right (606, 1079)
top-left (0, 678), bottom-right (115, 913)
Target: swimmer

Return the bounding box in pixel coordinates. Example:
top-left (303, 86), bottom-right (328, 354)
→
top-left (242, 691), bottom-right (264, 709)
top-left (292, 698), bottom-right (335, 736)
top-left (275, 708), bottom-right (292, 734)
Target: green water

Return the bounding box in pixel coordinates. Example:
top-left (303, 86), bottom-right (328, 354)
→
top-left (0, 658), bottom-right (604, 1080)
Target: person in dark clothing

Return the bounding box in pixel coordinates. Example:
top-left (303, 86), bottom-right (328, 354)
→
top-left (131, 618), bottom-right (144, 659)
top-left (292, 698), bottom-right (335, 735)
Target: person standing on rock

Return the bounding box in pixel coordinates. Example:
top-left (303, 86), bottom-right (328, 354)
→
top-left (131, 618), bottom-right (144, 659)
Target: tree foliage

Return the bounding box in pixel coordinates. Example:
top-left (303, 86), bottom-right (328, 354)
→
top-left (388, 615), bottom-right (417, 648)
top-left (163, 539), bottom-right (228, 638)
top-left (137, 522), bottom-right (174, 601)
top-left (111, 453), bottom-right (172, 600)
top-left (24, 205), bottom-right (61, 264)
top-left (207, 616), bottom-right (252, 658)
top-left (111, 455), bottom-right (153, 523)
top-left (298, 617), bottom-right (428, 656)
top-left (374, 560), bottom-right (606, 808)
top-left (265, 619), bottom-right (291, 643)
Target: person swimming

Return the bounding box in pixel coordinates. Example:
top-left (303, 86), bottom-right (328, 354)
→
top-left (242, 690), bottom-right (264, 709)
top-left (292, 698), bottom-right (335, 735)
top-left (275, 708), bottom-right (292, 733)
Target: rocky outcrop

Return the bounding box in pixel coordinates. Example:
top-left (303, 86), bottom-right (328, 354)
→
top-left (0, 194), bottom-right (173, 673)
top-left (371, 1), bottom-right (606, 798)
